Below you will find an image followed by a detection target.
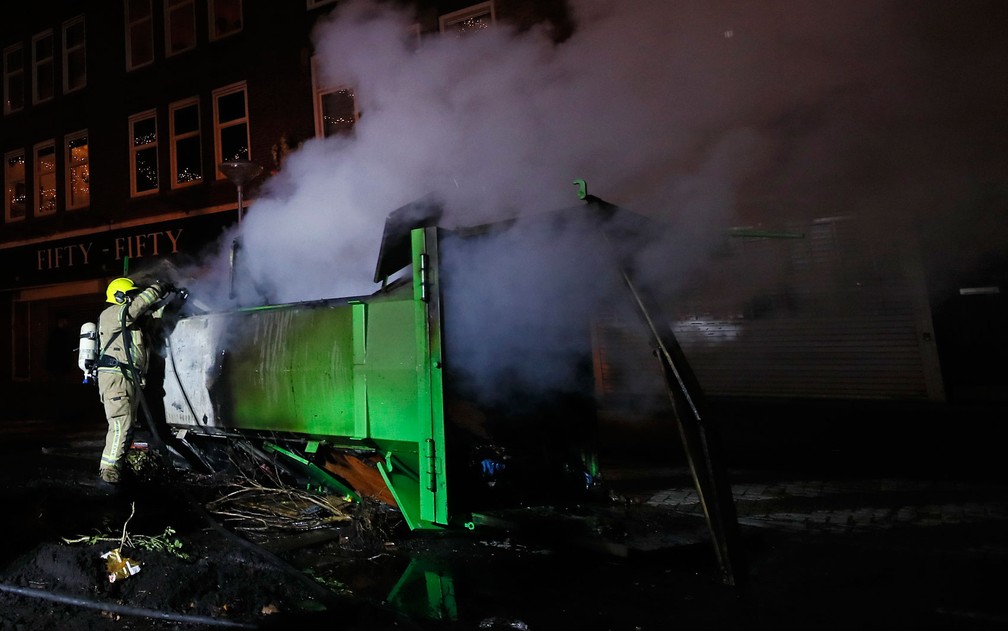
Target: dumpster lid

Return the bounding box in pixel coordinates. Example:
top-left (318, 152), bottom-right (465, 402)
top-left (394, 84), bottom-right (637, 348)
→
top-left (373, 197), bottom-right (444, 283)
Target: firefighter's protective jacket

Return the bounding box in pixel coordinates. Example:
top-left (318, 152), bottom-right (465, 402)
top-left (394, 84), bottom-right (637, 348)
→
top-left (97, 283), bottom-right (166, 381)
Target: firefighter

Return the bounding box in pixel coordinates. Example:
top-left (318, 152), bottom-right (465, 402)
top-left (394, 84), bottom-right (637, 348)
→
top-left (94, 277), bottom-right (171, 484)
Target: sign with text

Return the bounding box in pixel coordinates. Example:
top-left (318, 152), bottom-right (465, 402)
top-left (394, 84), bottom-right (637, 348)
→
top-left (1, 212), bottom-right (234, 290)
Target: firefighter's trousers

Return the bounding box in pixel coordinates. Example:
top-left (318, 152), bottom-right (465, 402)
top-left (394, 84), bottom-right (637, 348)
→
top-left (97, 370), bottom-right (139, 471)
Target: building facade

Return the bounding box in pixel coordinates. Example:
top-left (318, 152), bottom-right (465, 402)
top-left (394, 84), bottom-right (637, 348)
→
top-left (0, 0), bottom-right (560, 419)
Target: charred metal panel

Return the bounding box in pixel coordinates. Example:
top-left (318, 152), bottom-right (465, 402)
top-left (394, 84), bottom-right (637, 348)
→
top-left (164, 314), bottom-right (228, 428)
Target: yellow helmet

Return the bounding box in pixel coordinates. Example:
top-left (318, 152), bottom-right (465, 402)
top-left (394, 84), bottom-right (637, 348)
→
top-left (106, 277), bottom-right (136, 304)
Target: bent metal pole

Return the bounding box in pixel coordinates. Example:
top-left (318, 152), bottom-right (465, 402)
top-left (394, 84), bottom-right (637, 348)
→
top-left (585, 191), bottom-right (747, 587)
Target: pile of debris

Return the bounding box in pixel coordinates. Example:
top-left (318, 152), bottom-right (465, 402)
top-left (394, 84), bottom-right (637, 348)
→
top-left (206, 480), bottom-right (352, 534)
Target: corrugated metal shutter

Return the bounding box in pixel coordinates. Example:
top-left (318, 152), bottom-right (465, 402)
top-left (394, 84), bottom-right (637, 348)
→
top-left (673, 309), bottom-right (934, 399)
top-left (595, 216), bottom-right (946, 402)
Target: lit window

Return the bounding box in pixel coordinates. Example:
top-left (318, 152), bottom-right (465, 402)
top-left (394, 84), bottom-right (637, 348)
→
top-left (311, 57), bottom-right (357, 138)
top-left (4, 149), bottom-right (26, 221)
top-left (213, 82), bottom-right (251, 172)
top-left (34, 141), bottom-right (57, 215)
top-left (32, 31), bottom-right (54, 104)
top-left (63, 16), bottom-right (86, 93)
top-left (165, 0), bottom-right (197, 57)
top-left (319, 89), bottom-right (356, 137)
top-left (439, 2), bottom-right (495, 36)
top-left (125, 0), bottom-right (154, 70)
top-left (65, 130), bottom-right (90, 209)
top-left (210, 0), bottom-right (243, 41)
top-left (169, 97), bottom-right (202, 188)
top-left (130, 110), bottom-right (159, 196)
top-left (3, 45), bottom-right (24, 115)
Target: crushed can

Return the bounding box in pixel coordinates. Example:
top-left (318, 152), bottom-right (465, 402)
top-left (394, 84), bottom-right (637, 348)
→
top-left (101, 549), bottom-right (142, 583)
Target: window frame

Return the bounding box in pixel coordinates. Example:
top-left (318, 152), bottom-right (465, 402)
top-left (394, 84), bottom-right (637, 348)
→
top-left (310, 56), bottom-right (358, 139)
top-left (125, 0), bottom-right (155, 71)
top-left (4, 149), bottom-right (26, 222)
top-left (64, 129), bottom-right (89, 210)
top-left (62, 16), bottom-right (87, 94)
top-left (213, 81), bottom-right (251, 178)
top-left (165, 0), bottom-right (197, 58)
top-left (31, 30), bottom-right (55, 105)
top-left (34, 139), bottom-right (57, 216)
top-left (209, 0), bottom-right (243, 41)
top-left (3, 44), bottom-right (24, 115)
top-left (169, 96), bottom-right (202, 189)
top-left (129, 109), bottom-right (160, 197)
top-left (439, 2), bottom-right (495, 34)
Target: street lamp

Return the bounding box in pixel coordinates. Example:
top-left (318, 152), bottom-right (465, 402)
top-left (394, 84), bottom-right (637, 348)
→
top-left (219, 159), bottom-right (262, 299)
top-left (219, 159), bottom-right (263, 225)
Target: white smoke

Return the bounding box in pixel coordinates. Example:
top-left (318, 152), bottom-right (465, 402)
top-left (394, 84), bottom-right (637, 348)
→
top-left (181, 0), bottom-right (1004, 319)
top-left (225, 0), bottom-right (817, 304)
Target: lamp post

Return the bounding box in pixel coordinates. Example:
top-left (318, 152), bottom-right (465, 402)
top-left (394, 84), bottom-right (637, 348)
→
top-left (219, 159), bottom-right (263, 225)
top-left (219, 159), bottom-right (262, 298)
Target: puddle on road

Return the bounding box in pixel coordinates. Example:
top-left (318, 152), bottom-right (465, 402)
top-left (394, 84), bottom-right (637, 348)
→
top-left (281, 506), bottom-right (716, 629)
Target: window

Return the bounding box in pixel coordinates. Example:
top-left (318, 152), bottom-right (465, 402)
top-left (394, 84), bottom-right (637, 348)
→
top-left (34, 141), bottom-right (57, 215)
top-left (213, 82), bottom-right (250, 172)
top-left (209, 0), bottom-right (243, 41)
top-left (129, 110), bottom-right (159, 196)
top-left (63, 16), bottom-right (86, 93)
top-left (32, 31), bottom-right (54, 104)
top-left (4, 150), bottom-right (26, 221)
top-left (311, 57), bottom-right (357, 138)
top-left (318, 88), bottom-right (357, 138)
top-left (169, 97), bottom-right (202, 188)
top-left (125, 0), bottom-right (154, 70)
top-left (165, 0), bottom-right (197, 57)
top-left (65, 130), bottom-right (89, 209)
top-left (3, 45), bottom-right (24, 114)
top-left (440, 2), bottom-right (495, 35)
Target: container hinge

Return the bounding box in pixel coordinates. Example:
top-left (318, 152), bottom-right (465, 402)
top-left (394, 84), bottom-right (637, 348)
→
top-left (419, 253), bottom-right (429, 303)
top-left (423, 438), bottom-right (436, 492)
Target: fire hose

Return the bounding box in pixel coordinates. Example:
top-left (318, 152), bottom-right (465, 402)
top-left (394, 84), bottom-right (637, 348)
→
top-left (117, 286), bottom-right (213, 475)
top-left (0, 583), bottom-right (257, 629)
top-left (120, 303), bottom-right (169, 463)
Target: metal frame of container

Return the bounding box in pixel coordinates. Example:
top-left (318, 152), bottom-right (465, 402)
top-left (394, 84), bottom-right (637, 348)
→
top-left (163, 226), bottom-right (452, 530)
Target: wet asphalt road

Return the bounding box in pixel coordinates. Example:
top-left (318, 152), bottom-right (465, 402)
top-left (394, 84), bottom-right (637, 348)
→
top-left (0, 398), bottom-right (1006, 630)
